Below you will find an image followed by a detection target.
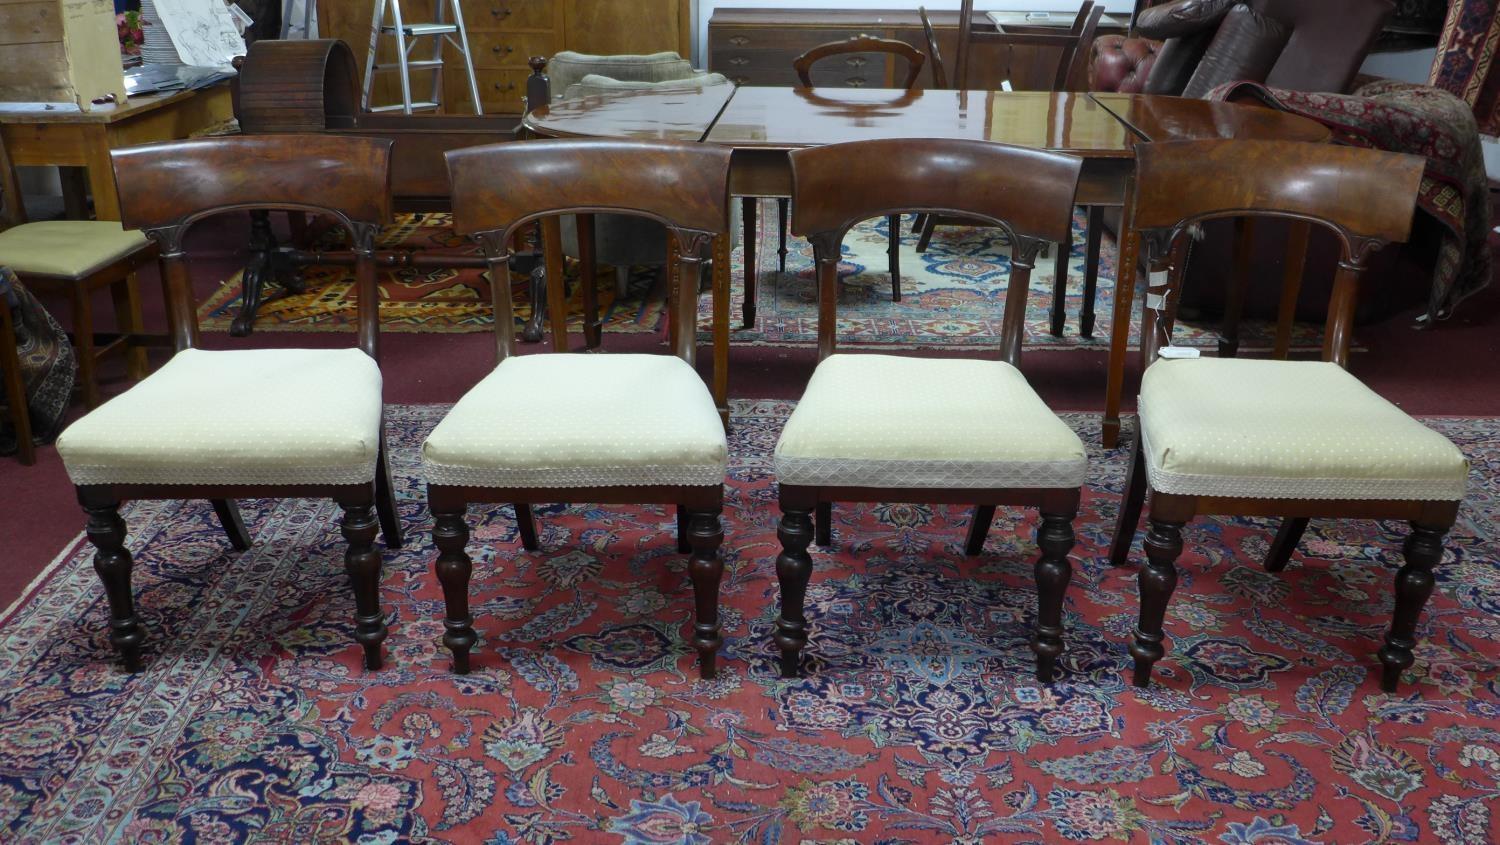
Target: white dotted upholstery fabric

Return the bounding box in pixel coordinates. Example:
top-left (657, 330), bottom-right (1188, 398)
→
top-left (774, 354), bottom-right (1087, 489)
top-left (1139, 358), bottom-right (1468, 501)
top-left (57, 348), bottom-right (383, 486)
top-left (422, 354), bottom-right (727, 489)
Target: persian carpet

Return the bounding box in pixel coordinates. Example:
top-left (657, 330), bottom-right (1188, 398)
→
top-left (196, 206), bottom-right (1320, 352)
top-left (5, 404), bottom-right (1494, 843)
top-left (196, 214), bottom-right (669, 336)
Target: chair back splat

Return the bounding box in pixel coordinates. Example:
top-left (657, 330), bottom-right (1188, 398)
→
top-left (957, 0), bottom-right (1105, 92)
top-left (445, 138), bottom-right (733, 365)
top-left (1130, 139), bottom-right (1424, 368)
top-left (788, 138), bottom-right (1082, 364)
top-left (111, 135), bottom-right (394, 357)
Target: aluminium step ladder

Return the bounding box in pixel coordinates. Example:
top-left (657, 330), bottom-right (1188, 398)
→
top-left (361, 0), bottom-right (483, 115)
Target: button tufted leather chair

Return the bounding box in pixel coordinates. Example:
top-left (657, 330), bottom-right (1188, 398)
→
top-left (1090, 0), bottom-right (1393, 96)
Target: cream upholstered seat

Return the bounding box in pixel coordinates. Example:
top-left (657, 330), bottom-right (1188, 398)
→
top-left (774, 354), bottom-right (1087, 489)
top-left (423, 354), bottom-right (727, 489)
top-left (1139, 358), bottom-right (1468, 501)
top-left (0, 221), bottom-right (150, 278)
top-left (57, 347), bottom-right (383, 486)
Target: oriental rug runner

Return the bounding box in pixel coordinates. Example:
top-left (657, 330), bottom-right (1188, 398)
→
top-left (3, 404), bottom-right (1495, 842)
top-left (197, 204), bottom-right (1323, 351)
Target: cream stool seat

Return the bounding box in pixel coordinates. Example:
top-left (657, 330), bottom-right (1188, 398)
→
top-left (1139, 358), bottom-right (1468, 501)
top-left (0, 221), bottom-right (150, 278)
top-left (57, 347), bottom-right (383, 486)
top-left (774, 354), bottom-right (1087, 489)
top-left (422, 354), bottom-right (728, 489)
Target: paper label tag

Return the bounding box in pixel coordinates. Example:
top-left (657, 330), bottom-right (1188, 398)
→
top-left (1159, 346), bottom-right (1200, 359)
top-left (1145, 292), bottom-right (1165, 311)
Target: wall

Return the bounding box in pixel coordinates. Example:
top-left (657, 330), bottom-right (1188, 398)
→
top-left (693, 0), bottom-right (1137, 66)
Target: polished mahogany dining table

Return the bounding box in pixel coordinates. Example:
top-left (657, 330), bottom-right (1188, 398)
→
top-left (523, 86), bottom-right (1330, 447)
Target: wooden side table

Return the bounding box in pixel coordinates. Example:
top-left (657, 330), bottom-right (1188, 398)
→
top-left (0, 84), bottom-right (234, 379)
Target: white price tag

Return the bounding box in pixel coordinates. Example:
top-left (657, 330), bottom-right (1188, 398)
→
top-left (1158, 346), bottom-right (1200, 359)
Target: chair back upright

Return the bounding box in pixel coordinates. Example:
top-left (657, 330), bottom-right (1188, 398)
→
top-left (793, 35), bottom-right (928, 91)
top-left (788, 138), bottom-right (1081, 365)
top-left (111, 135), bottom-right (394, 358)
top-left (956, 0), bottom-right (1105, 92)
top-left (919, 8), bottom-right (948, 89)
top-left (445, 138), bottom-right (732, 366)
top-left (0, 133), bottom-right (24, 228)
top-left (1130, 139), bottom-right (1424, 369)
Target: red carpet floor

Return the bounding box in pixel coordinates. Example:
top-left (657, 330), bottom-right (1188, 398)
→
top-left (3, 214), bottom-right (1499, 609)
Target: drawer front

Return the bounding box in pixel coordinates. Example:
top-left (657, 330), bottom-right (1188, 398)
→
top-left (713, 50), bottom-right (894, 88)
top-left (446, 69), bottom-right (531, 113)
top-left (461, 0), bottom-right (556, 31)
top-left (710, 27), bottom-right (874, 53)
top-left (467, 30), bottom-right (560, 67)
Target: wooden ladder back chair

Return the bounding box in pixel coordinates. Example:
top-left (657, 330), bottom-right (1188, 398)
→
top-left (429, 138), bottom-right (734, 679)
top-left (0, 132), bottom-right (158, 417)
top-left (1110, 139), bottom-right (1467, 693)
top-left (955, 0), bottom-right (1106, 92)
top-left (774, 138), bottom-right (1087, 683)
top-left (53, 134), bottom-right (401, 673)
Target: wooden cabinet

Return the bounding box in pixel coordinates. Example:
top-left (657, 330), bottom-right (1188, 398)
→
top-left (318, 0), bottom-right (689, 116)
top-left (708, 8), bottom-right (1124, 92)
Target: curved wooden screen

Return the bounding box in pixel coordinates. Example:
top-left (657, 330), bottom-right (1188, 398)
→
top-left (238, 39), bottom-right (361, 133)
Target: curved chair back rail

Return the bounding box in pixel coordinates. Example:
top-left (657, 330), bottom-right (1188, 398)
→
top-left (444, 138), bottom-right (733, 247)
top-left (789, 138), bottom-right (1082, 244)
top-left (109, 135), bottom-right (395, 356)
top-left (111, 135), bottom-right (394, 237)
top-left (792, 35), bottom-right (928, 91)
top-left (444, 138), bottom-right (733, 367)
top-left (789, 138), bottom-right (1083, 363)
top-left (1130, 139), bottom-right (1425, 368)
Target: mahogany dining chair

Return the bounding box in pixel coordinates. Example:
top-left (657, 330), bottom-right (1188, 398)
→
top-left (426, 138), bottom-right (733, 679)
top-left (772, 138), bottom-right (1088, 683)
top-left (54, 135), bottom-right (404, 672)
top-left (1110, 140), bottom-right (1468, 693)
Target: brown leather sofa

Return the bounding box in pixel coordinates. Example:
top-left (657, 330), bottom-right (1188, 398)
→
top-left (1091, 0), bottom-right (1393, 96)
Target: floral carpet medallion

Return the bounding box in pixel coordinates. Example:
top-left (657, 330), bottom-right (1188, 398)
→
top-left (3, 405), bottom-right (1496, 843)
top-left (196, 204), bottom-right (1321, 351)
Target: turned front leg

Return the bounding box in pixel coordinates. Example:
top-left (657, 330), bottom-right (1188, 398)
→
top-left (1032, 512), bottom-right (1076, 683)
top-left (85, 500), bottom-right (145, 671)
top-left (432, 507), bottom-right (478, 674)
top-left (774, 505), bottom-right (815, 678)
top-left (686, 507), bottom-right (725, 679)
top-left (1131, 519), bottom-right (1183, 687)
top-left (338, 499), bottom-right (388, 671)
top-left (1378, 522), bottom-right (1446, 692)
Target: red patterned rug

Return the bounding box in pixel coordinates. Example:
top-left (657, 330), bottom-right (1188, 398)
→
top-left (2, 404), bottom-right (1495, 842)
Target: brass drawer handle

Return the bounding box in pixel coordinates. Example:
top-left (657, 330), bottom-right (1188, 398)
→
top-left (845, 56), bottom-right (867, 68)
top-left (494, 82), bottom-right (516, 91)
top-left (728, 56), bottom-right (750, 66)
top-left (728, 35), bottom-right (750, 46)
top-left (492, 45), bottom-right (514, 55)
top-left (845, 77), bottom-right (866, 87)
top-left (492, 8), bottom-right (511, 19)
